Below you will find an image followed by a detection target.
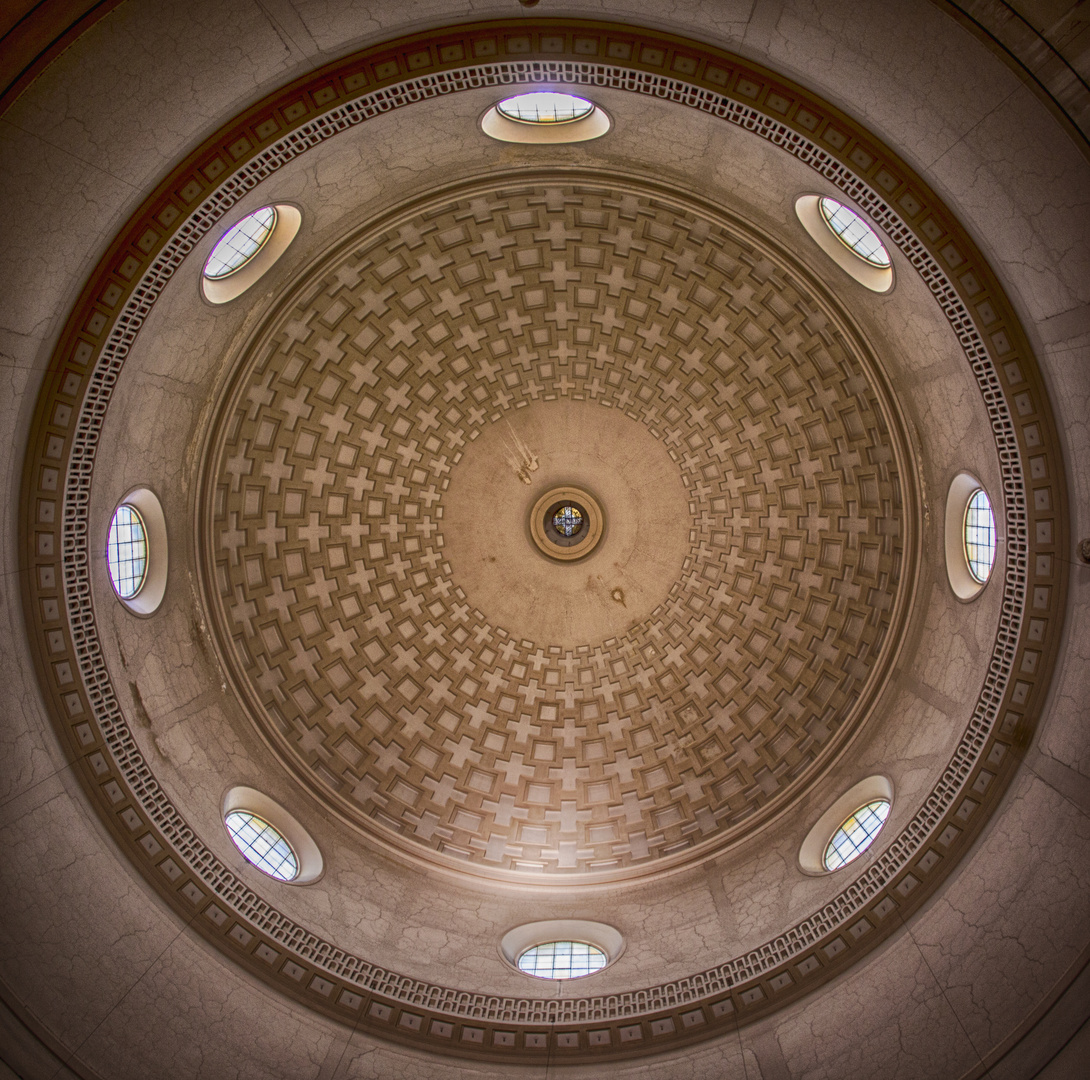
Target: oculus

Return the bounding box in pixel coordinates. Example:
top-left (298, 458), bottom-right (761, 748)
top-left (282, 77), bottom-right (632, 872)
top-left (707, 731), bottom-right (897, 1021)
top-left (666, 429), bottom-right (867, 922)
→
top-left (106, 504), bottom-right (147, 600)
top-left (222, 786), bottom-right (324, 884)
top-left (794, 194), bottom-right (894, 293)
top-left (544, 499), bottom-right (590, 547)
top-left (823, 799), bottom-right (892, 871)
top-left (224, 810), bottom-right (299, 881)
top-left (500, 920), bottom-right (624, 978)
top-left (945, 472), bottom-right (998, 600)
top-left (964, 488), bottom-right (997, 584)
top-left (517, 941), bottom-right (608, 980)
top-left (203, 206), bottom-right (278, 279)
top-left (201, 204), bottom-right (302, 304)
top-left (496, 91), bottom-right (595, 124)
top-left (530, 486), bottom-right (605, 561)
top-left (552, 504), bottom-right (584, 537)
top-left (819, 196), bottom-right (891, 268)
top-left (105, 487), bottom-right (168, 615)
top-left (798, 775), bottom-right (894, 875)
top-left (480, 93), bottom-right (610, 144)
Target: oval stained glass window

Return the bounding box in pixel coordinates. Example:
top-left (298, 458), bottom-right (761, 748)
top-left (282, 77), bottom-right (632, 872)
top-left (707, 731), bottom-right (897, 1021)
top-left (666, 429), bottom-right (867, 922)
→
top-left (225, 810), bottom-right (299, 881)
top-left (517, 941), bottom-right (608, 980)
top-left (964, 488), bottom-right (997, 584)
top-left (106, 504), bottom-right (148, 600)
top-left (497, 91), bottom-right (595, 124)
top-left (819, 197), bottom-right (891, 268)
top-left (823, 799), bottom-right (891, 871)
top-left (204, 206), bottom-right (278, 279)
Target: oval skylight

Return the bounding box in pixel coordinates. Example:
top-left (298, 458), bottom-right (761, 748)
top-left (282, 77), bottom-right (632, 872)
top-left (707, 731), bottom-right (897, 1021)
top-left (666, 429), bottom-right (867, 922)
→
top-left (819, 197), bottom-right (891, 268)
top-left (823, 799), bottom-right (891, 871)
top-left (497, 92), bottom-right (595, 124)
top-left (225, 810), bottom-right (299, 881)
top-left (964, 488), bottom-right (997, 583)
top-left (106, 504), bottom-right (148, 600)
top-left (517, 941), bottom-right (608, 980)
top-left (204, 206), bottom-right (278, 279)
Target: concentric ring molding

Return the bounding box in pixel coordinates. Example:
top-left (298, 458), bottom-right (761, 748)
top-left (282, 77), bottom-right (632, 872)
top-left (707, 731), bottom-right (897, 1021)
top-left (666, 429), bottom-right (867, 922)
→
top-left (19, 18), bottom-right (1068, 1062)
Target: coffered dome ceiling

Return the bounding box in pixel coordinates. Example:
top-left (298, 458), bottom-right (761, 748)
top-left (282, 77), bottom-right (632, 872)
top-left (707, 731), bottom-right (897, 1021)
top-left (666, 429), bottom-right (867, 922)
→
top-left (202, 175), bottom-right (911, 880)
top-left (5, 6), bottom-right (1087, 1078)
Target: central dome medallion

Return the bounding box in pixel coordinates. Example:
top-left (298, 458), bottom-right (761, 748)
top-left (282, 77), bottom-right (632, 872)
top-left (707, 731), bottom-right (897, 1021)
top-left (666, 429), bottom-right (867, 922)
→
top-left (528, 484), bottom-right (604, 562)
top-left (200, 175), bottom-right (913, 882)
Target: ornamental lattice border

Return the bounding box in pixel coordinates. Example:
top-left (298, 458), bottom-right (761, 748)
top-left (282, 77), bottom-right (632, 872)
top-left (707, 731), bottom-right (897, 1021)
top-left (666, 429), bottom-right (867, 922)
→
top-left (20, 21), bottom-right (1067, 1063)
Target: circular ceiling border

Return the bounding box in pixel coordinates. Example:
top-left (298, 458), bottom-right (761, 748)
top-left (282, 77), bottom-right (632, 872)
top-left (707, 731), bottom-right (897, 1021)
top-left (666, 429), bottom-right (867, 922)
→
top-left (19, 18), bottom-right (1068, 1063)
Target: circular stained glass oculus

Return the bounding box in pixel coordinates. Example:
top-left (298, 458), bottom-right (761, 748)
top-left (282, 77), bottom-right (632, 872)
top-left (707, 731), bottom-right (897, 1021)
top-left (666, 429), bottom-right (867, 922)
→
top-left (823, 799), bottom-right (891, 871)
top-left (819, 197), bottom-right (891, 268)
top-left (517, 941), bottom-right (608, 980)
top-left (964, 488), bottom-right (997, 584)
top-left (552, 504), bottom-right (584, 537)
top-left (543, 499), bottom-right (592, 549)
top-left (204, 206), bottom-right (278, 279)
top-left (496, 91), bottom-right (595, 124)
top-left (106, 504), bottom-right (148, 600)
top-left (529, 487), bottom-right (605, 561)
top-left (225, 810), bottom-right (299, 881)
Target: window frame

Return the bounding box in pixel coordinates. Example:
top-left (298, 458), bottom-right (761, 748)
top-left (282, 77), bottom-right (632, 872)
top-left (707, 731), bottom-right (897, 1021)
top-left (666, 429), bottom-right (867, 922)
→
top-left (798, 775), bottom-right (894, 875)
top-left (480, 92), bottom-right (611, 144)
top-left (500, 920), bottom-right (623, 981)
top-left (221, 785), bottom-right (324, 885)
top-left (516, 940), bottom-right (609, 980)
top-left (203, 205), bottom-right (279, 280)
top-left (496, 91), bottom-right (596, 125)
top-left (945, 472), bottom-right (999, 601)
top-left (224, 809), bottom-right (300, 882)
top-left (963, 487), bottom-right (997, 585)
top-left (106, 503), bottom-right (149, 600)
top-left (822, 799), bottom-right (892, 872)
top-left (105, 487), bottom-right (168, 616)
top-left (794, 193), bottom-right (894, 293)
top-left (818, 196), bottom-right (892, 268)
top-left (201, 204), bottom-right (302, 304)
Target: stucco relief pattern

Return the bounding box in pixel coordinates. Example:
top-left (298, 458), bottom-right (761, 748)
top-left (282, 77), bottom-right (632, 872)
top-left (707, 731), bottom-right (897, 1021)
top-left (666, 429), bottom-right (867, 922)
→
top-left (204, 181), bottom-right (907, 877)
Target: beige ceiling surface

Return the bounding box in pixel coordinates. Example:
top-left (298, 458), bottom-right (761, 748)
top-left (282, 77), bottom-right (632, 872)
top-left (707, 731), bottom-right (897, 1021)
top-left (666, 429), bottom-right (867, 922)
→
top-left (0, 2), bottom-right (1087, 1078)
